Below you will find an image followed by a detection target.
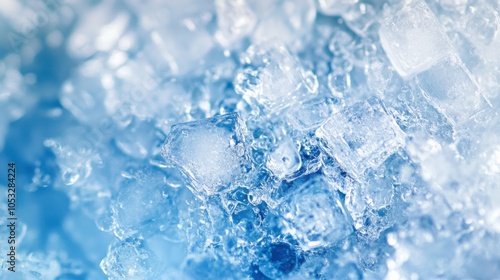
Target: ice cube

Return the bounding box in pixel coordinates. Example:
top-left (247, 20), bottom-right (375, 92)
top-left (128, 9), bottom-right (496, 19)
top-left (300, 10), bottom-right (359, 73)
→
top-left (460, 1), bottom-right (500, 64)
top-left (364, 175), bottom-right (394, 210)
top-left (279, 176), bottom-right (352, 250)
top-left (287, 97), bottom-right (340, 131)
top-left (111, 166), bottom-right (179, 239)
top-left (266, 138), bottom-right (301, 179)
top-left (379, 0), bottom-right (451, 78)
top-left (234, 42), bottom-right (318, 112)
top-left (316, 97), bottom-right (405, 178)
top-left (416, 55), bottom-right (489, 125)
top-left (100, 238), bottom-right (159, 280)
top-left (162, 113), bottom-right (250, 196)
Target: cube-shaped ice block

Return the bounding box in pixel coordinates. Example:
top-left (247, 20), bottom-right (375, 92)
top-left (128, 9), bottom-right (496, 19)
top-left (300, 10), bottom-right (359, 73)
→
top-left (416, 55), bottom-right (489, 125)
top-left (379, 0), bottom-right (451, 78)
top-left (162, 113), bottom-right (249, 196)
top-left (279, 176), bottom-right (352, 250)
top-left (316, 97), bottom-right (405, 178)
top-left (234, 42), bottom-right (318, 112)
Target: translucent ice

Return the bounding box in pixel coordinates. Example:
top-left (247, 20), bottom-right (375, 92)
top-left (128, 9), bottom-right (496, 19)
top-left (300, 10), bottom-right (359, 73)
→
top-left (266, 138), bottom-right (301, 179)
top-left (287, 97), bottom-right (340, 131)
top-left (257, 242), bottom-right (298, 278)
top-left (235, 42), bottom-right (318, 112)
top-left (379, 0), bottom-right (451, 78)
top-left (416, 55), bottom-right (489, 125)
top-left (100, 238), bottom-right (159, 280)
top-left (279, 176), bottom-right (352, 250)
top-left (111, 166), bottom-right (180, 239)
top-left (316, 97), bottom-right (405, 178)
top-left (162, 113), bottom-right (250, 196)
top-left (215, 0), bottom-right (257, 47)
top-left (3, 0), bottom-right (500, 279)
top-left (317, 0), bottom-right (359, 16)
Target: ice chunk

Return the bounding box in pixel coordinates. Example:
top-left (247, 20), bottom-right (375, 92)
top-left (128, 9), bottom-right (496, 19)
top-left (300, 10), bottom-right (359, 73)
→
top-left (279, 176), bottom-right (352, 250)
top-left (328, 72), bottom-right (351, 97)
top-left (459, 1), bottom-right (500, 64)
top-left (287, 97), bottom-right (340, 131)
top-left (266, 138), bottom-right (301, 179)
top-left (416, 55), bottom-right (489, 125)
top-left (317, 0), bottom-right (359, 16)
top-left (100, 238), bottom-right (159, 280)
top-left (162, 113), bottom-right (250, 196)
top-left (316, 97), bottom-right (405, 178)
top-left (364, 175), bottom-right (394, 210)
top-left (234, 42), bottom-right (318, 112)
top-left (111, 166), bottom-right (179, 239)
top-left (379, 0), bottom-right (451, 78)
top-left (215, 0), bottom-right (257, 47)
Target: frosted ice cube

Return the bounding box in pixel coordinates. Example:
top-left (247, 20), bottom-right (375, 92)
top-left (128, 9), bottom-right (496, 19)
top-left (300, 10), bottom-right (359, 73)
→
top-left (379, 0), bottom-right (451, 78)
top-left (162, 113), bottom-right (250, 196)
top-left (317, 0), bottom-right (359, 16)
top-left (416, 55), bottom-right (489, 125)
top-left (215, 0), bottom-right (257, 47)
top-left (266, 138), bottom-right (301, 179)
top-left (234, 42), bottom-right (318, 112)
top-left (100, 238), bottom-right (159, 280)
top-left (279, 176), bottom-right (352, 250)
top-left (316, 97), bottom-right (405, 178)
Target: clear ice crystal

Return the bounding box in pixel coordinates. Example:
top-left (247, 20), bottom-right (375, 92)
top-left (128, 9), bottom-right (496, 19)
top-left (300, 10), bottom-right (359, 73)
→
top-left (287, 97), bottom-right (340, 131)
top-left (266, 138), bottom-right (302, 179)
top-left (316, 97), bottom-right (405, 178)
top-left (379, 0), bottom-right (451, 78)
top-left (416, 55), bottom-right (490, 125)
top-left (100, 238), bottom-right (159, 280)
top-left (111, 166), bottom-right (179, 239)
top-left (234, 42), bottom-right (318, 112)
top-left (279, 176), bottom-right (352, 250)
top-left (162, 113), bottom-right (250, 196)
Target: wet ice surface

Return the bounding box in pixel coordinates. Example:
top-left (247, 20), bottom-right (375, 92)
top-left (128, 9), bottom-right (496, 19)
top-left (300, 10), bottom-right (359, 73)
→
top-left (0, 0), bottom-right (499, 279)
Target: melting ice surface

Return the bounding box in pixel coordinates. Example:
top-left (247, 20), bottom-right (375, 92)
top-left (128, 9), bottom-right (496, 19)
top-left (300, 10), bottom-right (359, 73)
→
top-left (1, 0), bottom-right (500, 279)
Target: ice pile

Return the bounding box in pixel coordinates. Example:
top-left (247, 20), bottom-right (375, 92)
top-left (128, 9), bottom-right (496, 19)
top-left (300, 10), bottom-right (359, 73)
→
top-left (0, 0), bottom-right (499, 279)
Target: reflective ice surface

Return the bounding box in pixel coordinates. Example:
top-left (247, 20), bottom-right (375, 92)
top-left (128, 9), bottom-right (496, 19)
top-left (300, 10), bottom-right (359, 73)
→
top-left (0, 0), bottom-right (499, 279)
